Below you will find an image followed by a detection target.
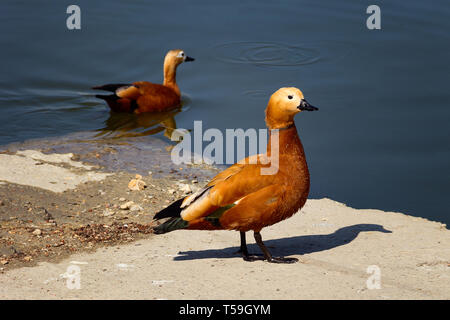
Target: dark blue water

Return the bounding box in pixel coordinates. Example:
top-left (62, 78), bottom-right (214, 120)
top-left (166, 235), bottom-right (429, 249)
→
top-left (1, 1), bottom-right (449, 226)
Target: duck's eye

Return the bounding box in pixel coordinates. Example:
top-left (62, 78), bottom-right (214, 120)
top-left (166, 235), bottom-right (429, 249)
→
top-left (288, 95), bottom-right (293, 100)
top-left (181, 52), bottom-right (185, 57)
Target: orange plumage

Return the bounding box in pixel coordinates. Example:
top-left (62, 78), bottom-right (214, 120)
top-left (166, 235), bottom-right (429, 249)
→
top-left (153, 87), bottom-right (318, 263)
top-left (92, 49), bottom-right (194, 113)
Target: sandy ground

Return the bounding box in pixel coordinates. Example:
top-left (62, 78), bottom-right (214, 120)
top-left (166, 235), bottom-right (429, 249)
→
top-left (0, 148), bottom-right (217, 270)
top-left (1, 200), bottom-right (449, 299)
top-left (0, 148), bottom-right (449, 299)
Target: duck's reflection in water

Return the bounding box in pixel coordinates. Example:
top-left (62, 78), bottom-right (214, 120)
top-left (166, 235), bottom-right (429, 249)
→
top-left (95, 107), bottom-right (181, 140)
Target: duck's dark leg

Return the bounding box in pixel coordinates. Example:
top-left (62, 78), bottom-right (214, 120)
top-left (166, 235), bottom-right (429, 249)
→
top-left (254, 231), bottom-right (298, 264)
top-left (237, 231), bottom-right (264, 261)
top-left (238, 231), bottom-right (248, 255)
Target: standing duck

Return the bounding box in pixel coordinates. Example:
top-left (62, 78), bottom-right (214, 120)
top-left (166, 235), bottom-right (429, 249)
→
top-left (92, 49), bottom-right (194, 113)
top-left (153, 87), bottom-right (318, 263)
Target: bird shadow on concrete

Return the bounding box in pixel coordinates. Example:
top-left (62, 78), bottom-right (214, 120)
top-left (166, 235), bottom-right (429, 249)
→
top-left (174, 224), bottom-right (392, 261)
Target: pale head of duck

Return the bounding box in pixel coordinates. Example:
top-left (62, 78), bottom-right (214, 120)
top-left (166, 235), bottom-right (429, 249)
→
top-left (265, 87), bottom-right (318, 129)
top-left (164, 49), bottom-right (195, 68)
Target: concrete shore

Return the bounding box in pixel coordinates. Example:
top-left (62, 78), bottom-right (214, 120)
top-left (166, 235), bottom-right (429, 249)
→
top-left (0, 148), bottom-right (449, 299)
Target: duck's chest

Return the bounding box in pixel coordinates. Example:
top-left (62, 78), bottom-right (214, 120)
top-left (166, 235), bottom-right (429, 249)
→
top-left (274, 155), bottom-right (310, 211)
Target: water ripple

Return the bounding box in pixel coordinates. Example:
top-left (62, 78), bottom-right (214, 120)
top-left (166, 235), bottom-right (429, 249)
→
top-left (242, 89), bottom-right (268, 99)
top-left (212, 41), bottom-right (351, 67)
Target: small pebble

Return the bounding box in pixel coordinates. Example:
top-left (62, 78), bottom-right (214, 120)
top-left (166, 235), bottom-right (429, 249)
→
top-left (102, 209), bottom-right (115, 217)
top-left (128, 178), bottom-right (146, 191)
top-left (130, 204), bottom-right (143, 212)
top-left (177, 183), bottom-right (191, 194)
top-left (120, 201), bottom-right (135, 210)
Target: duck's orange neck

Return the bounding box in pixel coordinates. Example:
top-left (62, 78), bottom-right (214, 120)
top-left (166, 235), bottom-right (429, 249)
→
top-left (267, 124), bottom-right (305, 157)
top-left (266, 124), bottom-right (310, 193)
top-left (264, 102), bottom-right (297, 130)
top-left (163, 61), bottom-right (180, 97)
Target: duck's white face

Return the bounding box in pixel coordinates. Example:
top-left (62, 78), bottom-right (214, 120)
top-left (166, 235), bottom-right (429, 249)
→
top-left (166, 49), bottom-right (195, 66)
top-left (274, 87), bottom-right (305, 114)
top-left (265, 87), bottom-right (318, 128)
top-left (270, 87), bottom-right (317, 116)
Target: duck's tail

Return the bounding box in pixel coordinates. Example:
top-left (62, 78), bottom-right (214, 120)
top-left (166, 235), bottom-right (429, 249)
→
top-left (152, 200), bottom-right (234, 234)
top-left (152, 198), bottom-right (186, 234)
top-left (153, 217), bottom-right (188, 234)
top-left (92, 84), bottom-right (138, 113)
top-left (94, 94), bottom-right (136, 113)
top-left (153, 216), bottom-right (224, 234)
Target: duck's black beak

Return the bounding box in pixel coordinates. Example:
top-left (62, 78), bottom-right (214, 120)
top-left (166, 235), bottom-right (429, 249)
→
top-left (185, 56), bottom-right (195, 62)
top-left (298, 99), bottom-right (318, 111)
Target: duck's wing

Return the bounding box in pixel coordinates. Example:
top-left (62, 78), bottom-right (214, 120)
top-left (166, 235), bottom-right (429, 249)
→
top-left (133, 81), bottom-right (180, 112)
top-left (206, 154), bottom-right (263, 187)
top-left (116, 85), bottom-right (141, 100)
top-left (154, 154), bottom-right (278, 222)
top-left (92, 83), bottom-right (141, 100)
top-left (92, 83), bottom-right (141, 112)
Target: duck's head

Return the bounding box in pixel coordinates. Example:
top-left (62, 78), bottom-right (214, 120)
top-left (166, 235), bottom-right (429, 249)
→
top-left (265, 87), bottom-right (318, 129)
top-left (164, 49), bottom-right (195, 68)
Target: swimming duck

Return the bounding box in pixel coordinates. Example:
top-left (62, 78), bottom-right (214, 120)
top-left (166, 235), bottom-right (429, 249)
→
top-left (92, 49), bottom-right (194, 113)
top-left (153, 87), bottom-right (318, 263)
